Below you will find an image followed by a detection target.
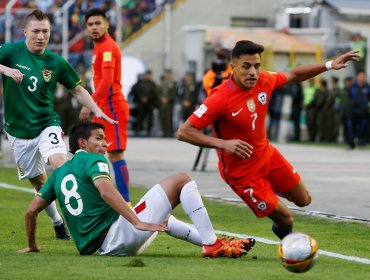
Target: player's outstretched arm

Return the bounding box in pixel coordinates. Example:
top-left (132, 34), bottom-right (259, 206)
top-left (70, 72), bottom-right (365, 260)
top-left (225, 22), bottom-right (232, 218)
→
top-left (177, 120), bottom-right (253, 158)
top-left (71, 85), bottom-right (118, 124)
top-left (285, 50), bottom-right (360, 83)
top-left (18, 197), bottom-right (49, 253)
top-left (94, 178), bottom-right (167, 232)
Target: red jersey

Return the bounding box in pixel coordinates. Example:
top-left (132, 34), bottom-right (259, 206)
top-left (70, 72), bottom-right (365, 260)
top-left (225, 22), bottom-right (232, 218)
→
top-left (189, 71), bottom-right (287, 185)
top-left (91, 34), bottom-right (128, 113)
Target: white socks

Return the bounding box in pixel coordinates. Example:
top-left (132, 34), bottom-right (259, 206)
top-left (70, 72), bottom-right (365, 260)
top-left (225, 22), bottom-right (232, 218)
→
top-left (167, 215), bottom-right (202, 246)
top-left (34, 190), bottom-right (63, 226)
top-left (178, 180), bottom-right (217, 245)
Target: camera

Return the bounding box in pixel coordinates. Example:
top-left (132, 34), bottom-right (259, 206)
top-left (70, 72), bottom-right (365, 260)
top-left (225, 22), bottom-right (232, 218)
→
top-left (211, 59), bottom-right (228, 88)
top-left (211, 59), bottom-right (227, 73)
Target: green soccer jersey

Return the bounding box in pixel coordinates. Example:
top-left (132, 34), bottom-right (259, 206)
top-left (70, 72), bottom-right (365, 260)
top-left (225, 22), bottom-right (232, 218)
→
top-left (38, 150), bottom-right (119, 255)
top-left (0, 41), bottom-right (81, 139)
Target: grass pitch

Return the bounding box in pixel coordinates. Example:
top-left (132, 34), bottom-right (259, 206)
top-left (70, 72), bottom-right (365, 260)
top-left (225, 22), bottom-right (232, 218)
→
top-left (0, 167), bottom-right (369, 280)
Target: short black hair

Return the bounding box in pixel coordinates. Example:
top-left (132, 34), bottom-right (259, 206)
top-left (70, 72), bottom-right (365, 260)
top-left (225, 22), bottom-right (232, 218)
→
top-left (232, 40), bottom-right (264, 59)
top-left (69, 121), bottom-right (105, 154)
top-left (25, 9), bottom-right (51, 26)
top-left (84, 8), bottom-right (108, 23)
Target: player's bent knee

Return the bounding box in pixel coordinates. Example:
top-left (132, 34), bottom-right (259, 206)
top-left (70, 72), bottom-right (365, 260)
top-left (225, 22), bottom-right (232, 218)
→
top-left (294, 192), bottom-right (311, 207)
top-left (174, 172), bottom-right (193, 185)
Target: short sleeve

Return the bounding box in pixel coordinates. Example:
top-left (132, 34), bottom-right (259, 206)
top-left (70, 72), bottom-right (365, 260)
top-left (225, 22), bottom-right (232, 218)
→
top-left (86, 154), bottom-right (112, 182)
top-left (188, 89), bottom-right (225, 130)
top-left (57, 57), bottom-right (82, 90)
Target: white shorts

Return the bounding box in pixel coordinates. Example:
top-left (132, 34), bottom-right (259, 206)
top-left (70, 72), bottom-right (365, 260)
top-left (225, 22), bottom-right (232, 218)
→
top-left (100, 184), bottom-right (172, 256)
top-left (6, 126), bottom-right (67, 180)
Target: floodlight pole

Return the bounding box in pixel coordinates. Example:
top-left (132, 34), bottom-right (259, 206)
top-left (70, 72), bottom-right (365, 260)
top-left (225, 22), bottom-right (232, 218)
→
top-left (5, 0), bottom-right (17, 43)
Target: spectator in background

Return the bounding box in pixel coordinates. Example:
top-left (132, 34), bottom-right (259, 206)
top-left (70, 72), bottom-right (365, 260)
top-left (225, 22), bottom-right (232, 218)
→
top-left (303, 78), bottom-right (317, 142)
top-left (341, 76), bottom-right (353, 143)
top-left (130, 69), bottom-right (159, 137)
top-left (158, 69), bottom-right (177, 137)
top-left (351, 33), bottom-right (366, 73)
top-left (267, 86), bottom-right (285, 142)
top-left (288, 81), bottom-right (303, 142)
top-left (327, 76), bottom-right (343, 142)
top-left (178, 72), bottom-right (198, 123)
top-left (315, 79), bottom-right (329, 142)
top-left (346, 71), bottom-right (370, 149)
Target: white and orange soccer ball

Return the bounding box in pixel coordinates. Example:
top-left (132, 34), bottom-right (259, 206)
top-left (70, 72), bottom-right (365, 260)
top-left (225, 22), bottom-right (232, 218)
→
top-left (278, 232), bottom-right (319, 273)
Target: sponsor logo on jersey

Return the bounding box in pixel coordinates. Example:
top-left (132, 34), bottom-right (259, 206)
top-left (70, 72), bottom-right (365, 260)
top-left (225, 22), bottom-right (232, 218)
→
top-left (246, 99), bottom-right (256, 113)
top-left (257, 201), bottom-right (267, 211)
top-left (258, 92), bottom-right (267, 105)
top-left (231, 108), bottom-right (243, 117)
top-left (97, 162), bottom-right (110, 173)
top-left (194, 104), bottom-right (208, 118)
top-left (42, 69), bottom-right (52, 82)
top-left (103, 51), bottom-right (112, 62)
top-left (16, 64), bottom-right (31, 71)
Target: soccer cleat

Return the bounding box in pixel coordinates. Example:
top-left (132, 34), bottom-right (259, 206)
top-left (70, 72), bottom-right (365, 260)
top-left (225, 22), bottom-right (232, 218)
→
top-left (228, 237), bottom-right (255, 256)
top-left (202, 238), bottom-right (251, 258)
top-left (54, 222), bottom-right (71, 240)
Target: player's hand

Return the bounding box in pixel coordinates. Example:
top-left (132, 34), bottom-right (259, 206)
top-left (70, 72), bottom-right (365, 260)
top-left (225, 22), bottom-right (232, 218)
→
top-left (134, 221), bottom-right (168, 232)
top-left (222, 139), bottom-right (253, 159)
top-left (17, 246), bottom-right (40, 253)
top-left (332, 50), bottom-right (360, 70)
top-left (4, 67), bottom-right (24, 84)
top-left (94, 110), bottom-right (119, 125)
top-left (79, 106), bottom-right (91, 120)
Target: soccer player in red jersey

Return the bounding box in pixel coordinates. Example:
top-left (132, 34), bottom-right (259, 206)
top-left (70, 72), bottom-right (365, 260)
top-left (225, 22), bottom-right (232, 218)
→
top-left (177, 40), bottom-right (359, 239)
top-left (79, 9), bottom-right (131, 205)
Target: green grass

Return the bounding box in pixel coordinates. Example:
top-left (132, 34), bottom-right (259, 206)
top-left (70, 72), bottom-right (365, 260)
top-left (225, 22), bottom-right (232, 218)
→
top-left (0, 167), bottom-right (369, 280)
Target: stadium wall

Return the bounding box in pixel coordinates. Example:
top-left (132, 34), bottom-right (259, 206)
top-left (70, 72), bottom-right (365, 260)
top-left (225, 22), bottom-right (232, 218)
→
top-left (121, 0), bottom-right (285, 82)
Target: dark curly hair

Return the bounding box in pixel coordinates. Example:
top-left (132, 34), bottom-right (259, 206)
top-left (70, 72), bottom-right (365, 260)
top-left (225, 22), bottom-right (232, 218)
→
top-left (69, 121), bottom-right (105, 154)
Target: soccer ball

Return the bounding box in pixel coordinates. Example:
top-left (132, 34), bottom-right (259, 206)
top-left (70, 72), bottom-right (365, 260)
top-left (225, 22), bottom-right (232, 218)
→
top-left (278, 232), bottom-right (319, 273)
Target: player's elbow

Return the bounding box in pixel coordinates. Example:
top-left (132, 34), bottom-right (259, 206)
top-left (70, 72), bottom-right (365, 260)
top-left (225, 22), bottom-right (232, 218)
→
top-left (176, 126), bottom-right (185, 141)
top-left (176, 121), bottom-right (193, 142)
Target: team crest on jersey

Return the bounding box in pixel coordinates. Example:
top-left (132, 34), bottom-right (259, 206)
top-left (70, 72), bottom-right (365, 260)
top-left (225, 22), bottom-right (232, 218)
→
top-left (42, 69), bottom-right (52, 82)
top-left (246, 99), bottom-right (256, 113)
top-left (258, 92), bottom-right (267, 105)
top-left (91, 54), bottom-right (96, 64)
top-left (257, 201), bottom-right (267, 211)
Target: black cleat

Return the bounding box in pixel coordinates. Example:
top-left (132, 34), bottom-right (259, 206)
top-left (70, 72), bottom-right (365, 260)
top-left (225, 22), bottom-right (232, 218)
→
top-left (54, 223), bottom-right (71, 240)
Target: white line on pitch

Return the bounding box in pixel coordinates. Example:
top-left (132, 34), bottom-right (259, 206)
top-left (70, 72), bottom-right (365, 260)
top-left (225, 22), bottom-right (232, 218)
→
top-left (215, 230), bottom-right (370, 265)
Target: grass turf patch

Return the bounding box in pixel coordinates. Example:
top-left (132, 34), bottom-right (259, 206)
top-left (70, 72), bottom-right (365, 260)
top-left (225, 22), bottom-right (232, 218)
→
top-left (0, 167), bottom-right (369, 280)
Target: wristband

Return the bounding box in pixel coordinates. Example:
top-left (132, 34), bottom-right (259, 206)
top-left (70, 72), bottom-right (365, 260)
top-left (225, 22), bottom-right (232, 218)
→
top-left (325, 60), bottom-right (333, 70)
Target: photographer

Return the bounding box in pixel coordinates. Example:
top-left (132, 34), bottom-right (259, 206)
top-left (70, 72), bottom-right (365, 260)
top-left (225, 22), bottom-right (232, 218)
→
top-left (202, 48), bottom-right (232, 96)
